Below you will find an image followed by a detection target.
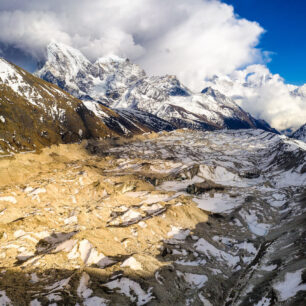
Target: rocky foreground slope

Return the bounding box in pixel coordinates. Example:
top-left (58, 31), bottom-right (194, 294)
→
top-left (0, 58), bottom-right (174, 156)
top-left (36, 42), bottom-right (276, 133)
top-left (0, 129), bottom-right (305, 305)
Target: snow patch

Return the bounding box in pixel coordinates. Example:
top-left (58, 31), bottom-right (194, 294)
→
top-left (121, 256), bottom-right (142, 270)
top-left (194, 238), bottom-right (239, 267)
top-left (103, 277), bottom-right (154, 306)
top-left (64, 215), bottom-right (78, 225)
top-left (254, 296), bottom-right (271, 306)
top-left (0, 196), bottom-right (17, 204)
top-left (30, 299), bottom-right (41, 306)
top-left (240, 210), bottom-right (271, 236)
top-left (77, 273), bottom-right (93, 299)
top-left (177, 271), bottom-right (208, 288)
top-left (194, 193), bottom-right (241, 213)
top-left (0, 290), bottom-right (12, 305)
top-left (83, 296), bottom-right (108, 306)
top-left (167, 226), bottom-right (190, 240)
top-left (79, 239), bottom-right (115, 268)
top-left (273, 269), bottom-right (306, 301)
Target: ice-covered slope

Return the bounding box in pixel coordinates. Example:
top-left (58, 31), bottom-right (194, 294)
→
top-left (37, 42), bottom-right (276, 132)
top-left (291, 123), bottom-right (306, 142)
top-left (0, 58), bottom-right (173, 156)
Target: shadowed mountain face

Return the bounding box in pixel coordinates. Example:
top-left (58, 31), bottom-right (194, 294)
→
top-left (291, 123), bottom-right (306, 142)
top-left (0, 58), bottom-right (175, 156)
top-left (36, 42), bottom-right (277, 133)
top-left (0, 129), bottom-right (305, 305)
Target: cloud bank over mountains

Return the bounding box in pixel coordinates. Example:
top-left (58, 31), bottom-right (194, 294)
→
top-left (0, 0), bottom-right (264, 88)
top-left (0, 0), bottom-right (304, 130)
top-left (204, 65), bottom-right (306, 131)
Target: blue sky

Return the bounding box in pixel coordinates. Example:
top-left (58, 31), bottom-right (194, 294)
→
top-left (223, 0), bottom-right (306, 85)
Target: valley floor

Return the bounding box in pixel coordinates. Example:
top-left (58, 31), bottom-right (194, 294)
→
top-left (0, 129), bottom-right (305, 305)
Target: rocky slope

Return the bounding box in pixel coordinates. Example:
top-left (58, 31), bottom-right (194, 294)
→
top-left (291, 123), bottom-right (306, 142)
top-left (0, 129), bottom-right (305, 305)
top-left (0, 58), bottom-right (174, 156)
top-left (36, 42), bottom-right (276, 133)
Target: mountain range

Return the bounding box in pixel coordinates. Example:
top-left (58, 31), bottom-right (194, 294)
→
top-left (1, 42), bottom-right (305, 158)
top-left (36, 42), bottom-right (277, 133)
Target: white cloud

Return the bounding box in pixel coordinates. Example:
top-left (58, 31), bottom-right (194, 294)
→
top-left (0, 0), bottom-right (303, 131)
top-left (204, 65), bottom-right (306, 131)
top-left (0, 0), bottom-right (264, 89)
top-left (0, 10), bottom-right (71, 59)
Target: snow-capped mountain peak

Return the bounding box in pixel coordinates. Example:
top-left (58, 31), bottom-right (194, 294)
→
top-left (37, 42), bottom-right (146, 102)
top-left (44, 41), bottom-right (91, 77)
top-left (201, 86), bottom-right (234, 103)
